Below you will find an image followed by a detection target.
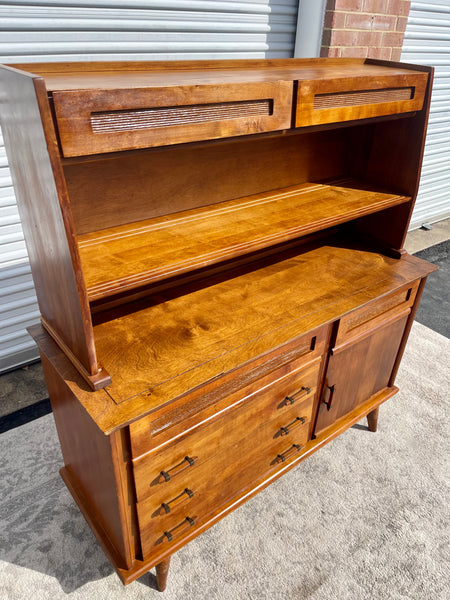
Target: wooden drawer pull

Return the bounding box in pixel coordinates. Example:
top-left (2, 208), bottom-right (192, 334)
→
top-left (275, 444), bottom-right (302, 464)
top-left (278, 416), bottom-right (306, 437)
top-left (161, 488), bottom-right (194, 514)
top-left (279, 386), bottom-right (311, 408)
top-left (159, 455), bottom-right (197, 483)
top-left (163, 516), bottom-right (196, 542)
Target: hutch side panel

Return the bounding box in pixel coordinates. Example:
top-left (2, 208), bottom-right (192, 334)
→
top-left (0, 66), bottom-right (103, 386)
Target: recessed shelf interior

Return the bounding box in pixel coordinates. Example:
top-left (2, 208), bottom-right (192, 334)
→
top-left (63, 123), bottom-right (415, 303)
top-left (77, 179), bottom-right (410, 301)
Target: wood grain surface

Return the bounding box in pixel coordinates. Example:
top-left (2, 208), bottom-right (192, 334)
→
top-left (0, 64), bottom-right (101, 384)
top-left (64, 129), bottom-right (348, 236)
top-left (131, 359), bottom-right (320, 500)
top-left (40, 352), bottom-right (134, 568)
top-left (11, 58), bottom-right (437, 591)
top-left (92, 238), bottom-right (437, 406)
top-left (314, 311), bottom-right (410, 435)
top-left (77, 179), bottom-right (410, 301)
top-left (296, 72), bottom-right (427, 126)
top-left (53, 81), bottom-right (293, 156)
top-left (8, 58), bottom-right (428, 91)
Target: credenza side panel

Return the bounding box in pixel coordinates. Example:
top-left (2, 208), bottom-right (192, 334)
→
top-left (40, 352), bottom-right (135, 569)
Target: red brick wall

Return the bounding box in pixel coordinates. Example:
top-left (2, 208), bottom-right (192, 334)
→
top-left (321, 0), bottom-right (411, 61)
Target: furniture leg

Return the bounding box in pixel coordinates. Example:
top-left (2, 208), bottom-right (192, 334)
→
top-left (367, 407), bottom-right (379, 432)
top-left (155, 557), bottom-right (171, 592)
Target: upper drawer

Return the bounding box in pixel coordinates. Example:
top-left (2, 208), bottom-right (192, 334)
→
top-left (52, 81), bottom-right (293, 157)
top-left (334, 279), bottom-right (420, 349)
top-left (295, 72), bottom-right (427, 127)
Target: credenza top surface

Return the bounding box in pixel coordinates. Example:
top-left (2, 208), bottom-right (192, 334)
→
top-left (7, 58), bottom-right (427, 91)
top-left (29, 239), bottom-right (436, 436)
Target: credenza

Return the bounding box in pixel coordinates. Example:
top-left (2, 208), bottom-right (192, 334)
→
top-left (0, 58), bottom-right (437, 591)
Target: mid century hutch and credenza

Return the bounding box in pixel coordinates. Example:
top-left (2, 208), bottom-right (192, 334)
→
top-left (0, 58), bottom-right (436, 591)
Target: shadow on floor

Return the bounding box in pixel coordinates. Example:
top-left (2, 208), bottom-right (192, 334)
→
top-left (414, 240), bottom-right (449, 339)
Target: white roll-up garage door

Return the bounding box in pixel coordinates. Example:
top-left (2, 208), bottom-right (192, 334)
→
top-left (401, 1), bottom-right (450, 228)
top-left (0, 0), bottom-right (299, 372)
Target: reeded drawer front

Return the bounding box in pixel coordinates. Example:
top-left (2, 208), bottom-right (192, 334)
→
top-left (53, 81), bottom-right (293, 157)
top-left (132, 358), bottom-right (321, 504)
top-left (136, 394), bottom-right (314, 558)
top-left (295, 72), bottom-right (427, 127)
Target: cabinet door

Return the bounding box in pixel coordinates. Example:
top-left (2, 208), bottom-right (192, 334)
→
top-left (314, 312), bottom-right (409, 436)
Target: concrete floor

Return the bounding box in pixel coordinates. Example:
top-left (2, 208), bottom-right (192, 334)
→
top-left (1, 218), bottom-right (449, 421)
top-left (404, 217), bottom-right (450, 254)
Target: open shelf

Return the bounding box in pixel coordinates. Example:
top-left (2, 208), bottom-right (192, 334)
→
top-left (78, 179), bottom-right (410, 302)
top-left (92, 236), bottom-right (430, 408)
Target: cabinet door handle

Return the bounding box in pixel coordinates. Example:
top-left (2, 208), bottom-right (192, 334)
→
top-left (322, 384), bottom-right (336, 411)
top-left (163, 516), bottom-right (196, 542)
top-left (161, 488), bottom-right (194, 514)
top-left (159, 455), bottom-right (197, 483)
top-left (275, 444), bottom-right (302, 463)
top-left (279, 386), bottom-right (311, 408)
top-left (277, 416), bottom-right (307, 437)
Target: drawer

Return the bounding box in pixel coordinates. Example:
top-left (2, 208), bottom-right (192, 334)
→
top-left (130, 326), bottom-right (328, 459)
top-left (334, 280), bottom-right (419, 348)
top-left (52, 81), bottom-right (293, 157)
top-left (295, 72), bottom-right (427, 127)
top-left (132, 358), bottom-right (320, 504)
top-left (136, 395), bottom-right (314, 557)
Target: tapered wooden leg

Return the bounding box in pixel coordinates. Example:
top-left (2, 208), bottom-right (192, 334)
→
top-left (367, 407), bottom-right (379, 432)
top-left (155, 557), bottom-right (171, 592)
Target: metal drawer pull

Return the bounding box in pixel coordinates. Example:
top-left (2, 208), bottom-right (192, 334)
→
top-left (161, 488), bottom-right (194, 514)
top-left (159, 455), bottom-right (197, 483)
top-left (276, 444), bottom-right (302, 463)
top-left (280, 386), bottom-right (311, 408)
top-left (279, 416), bottom-right (306, 437)
top-left (322, 384), bottom-right (336, 411)
top-left (163, 516), bottom-right (196, 542)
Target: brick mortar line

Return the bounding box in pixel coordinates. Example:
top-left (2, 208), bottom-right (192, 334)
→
top-left (329, 11), bottom-right (401, 17)
top-left (324, 28), bottom-right (405, 31)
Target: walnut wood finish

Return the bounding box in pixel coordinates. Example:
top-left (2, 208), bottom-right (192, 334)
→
top-left (155, 558), bottom-right (171, 592)
top-left (367, 407), bottom-right (379, 432)
top-left (351, 62), bottom-right (434, 253)
top-left (5, 59), bottom-right (436, 590)
top-left (137, 395), bottom-right (313, 558)
top-left (314, 311), bottom-right (410, 436)
top-left (129, 327), bottom-right (326, 457)
top-left (53, 81), bottom-right (293, 156)
top-left (131, 359), bottom-right (320, 503)
top-left (296, 72), bottom-right (426, 126)
top-left (77, 180), bottom-right (410, 301)
top-left (64, 129), bottom-right (348, 236)
top-left (0, 65), bottom-right (104, 388)
top-left (31, 326), bottom-right (405, 586)
top-left (40, 352), bottom-right (137, 569)
top-left (91, 241), bottom-right (435, 408)
top-left (11, 57), bottom-right (426, 92)
top-left (334, 280), bottom-right (419, 346)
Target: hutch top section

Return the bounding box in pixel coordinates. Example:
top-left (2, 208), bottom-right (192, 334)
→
top-left (7, 58), bottom-right (428, 156)
top-left (0, 58), bottom-right (433, 411)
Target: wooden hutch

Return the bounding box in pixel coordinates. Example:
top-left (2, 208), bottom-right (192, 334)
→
top-left (0, 58), bottom-right (436, 591)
